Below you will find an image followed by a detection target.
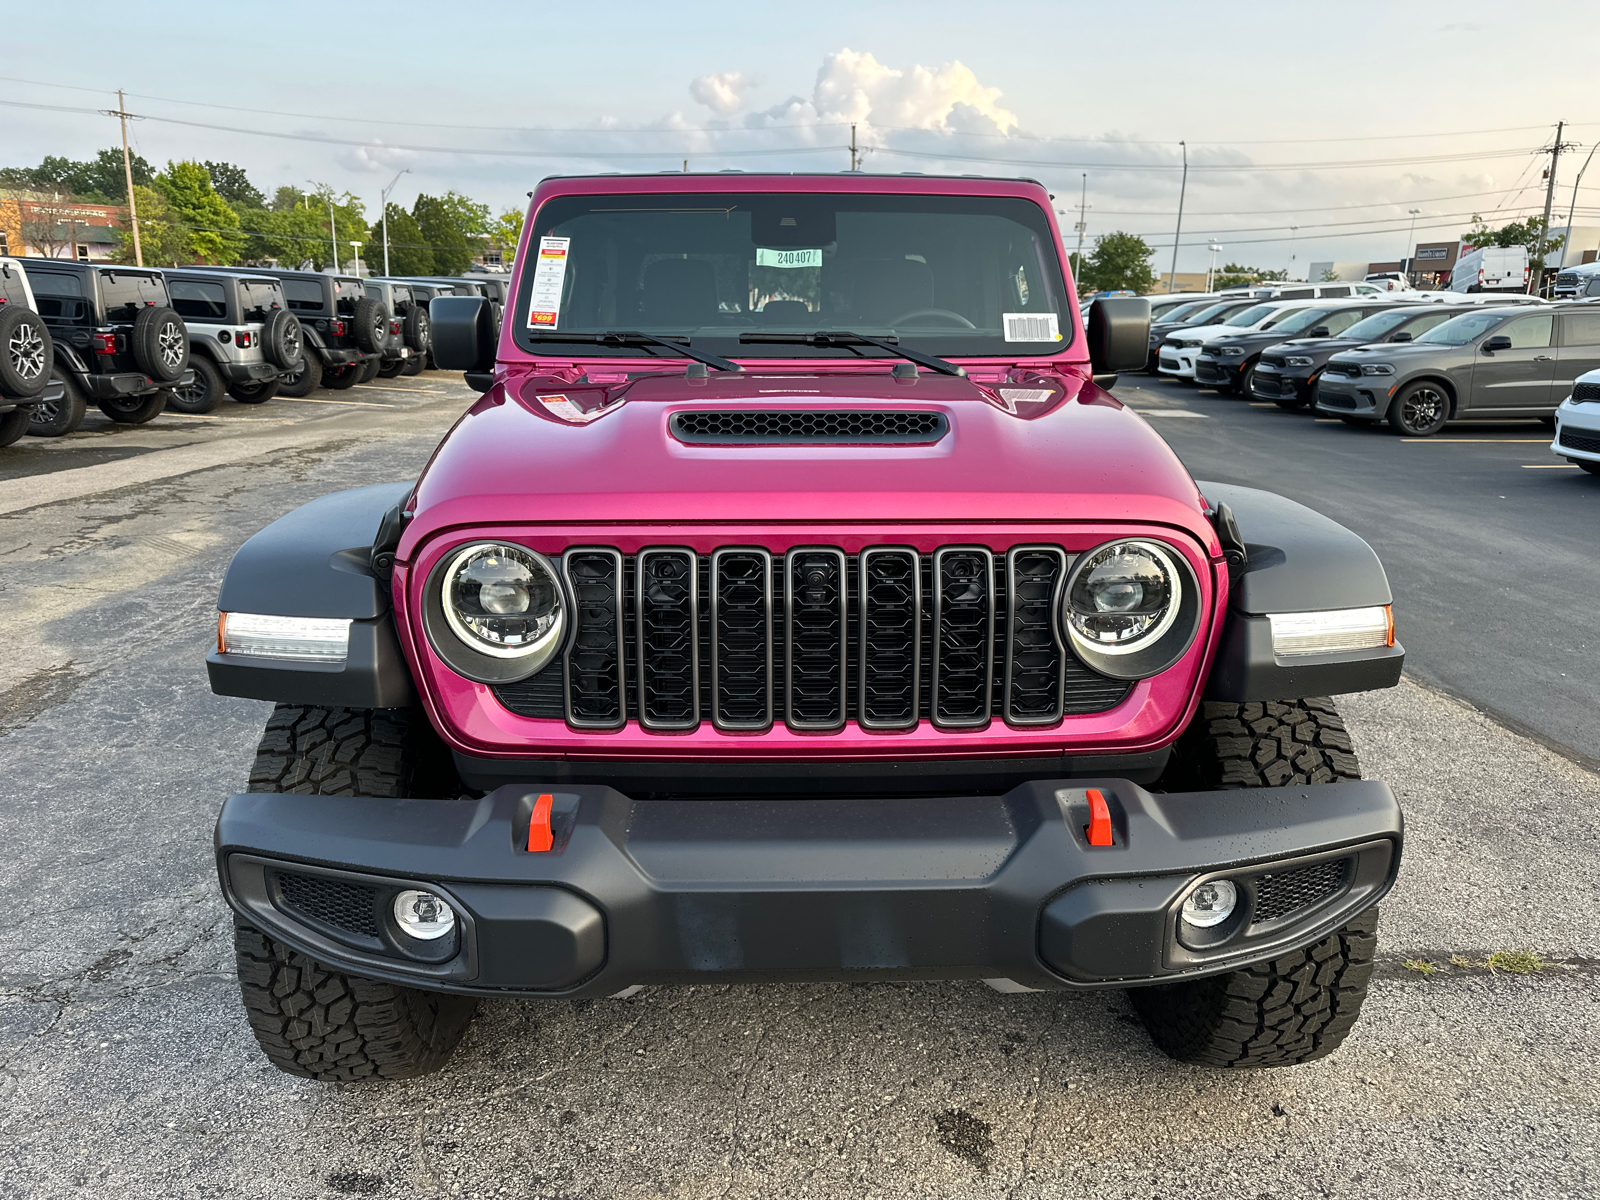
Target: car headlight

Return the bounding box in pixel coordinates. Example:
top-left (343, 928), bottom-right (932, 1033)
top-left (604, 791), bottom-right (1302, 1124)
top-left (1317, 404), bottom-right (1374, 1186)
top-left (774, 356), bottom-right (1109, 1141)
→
top-left (424, 541), bottom-right (567, 683)
top-left (1360, 364), bottom-right (1395, 376)
top-left (1219, 346), bottom-right (1245, 357)
top-left (1285, 356), bottom-right (1314, 367)
top-left (1060, 540), bottom-right (1201, 680)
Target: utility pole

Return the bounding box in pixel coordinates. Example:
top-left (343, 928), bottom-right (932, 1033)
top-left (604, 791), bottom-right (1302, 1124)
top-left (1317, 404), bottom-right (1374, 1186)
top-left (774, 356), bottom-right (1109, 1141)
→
top-left (849, 125), bottom-right (859, 172)
top-left (1073, 173), bottom-right (1089, 282)
top-left (380, 167), bottom-right (409, 276)
top-left (1564, 142), bottom-right (1598, 270)
top-left (1167, 141), bottom-right (1187, 293)
top-left (1287, 225), bottom-right (1299, 280)
top-left (1405, 209), bottom-right (1421, 278)
top-left (1537, 120), bottom-right (1572, 295)
top-left (105, 89), bottom-right (143, 267)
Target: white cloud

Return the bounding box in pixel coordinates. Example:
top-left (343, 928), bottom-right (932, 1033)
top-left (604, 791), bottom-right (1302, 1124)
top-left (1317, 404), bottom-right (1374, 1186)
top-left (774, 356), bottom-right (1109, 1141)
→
top-left (690, 72), bottom-right (755, 115)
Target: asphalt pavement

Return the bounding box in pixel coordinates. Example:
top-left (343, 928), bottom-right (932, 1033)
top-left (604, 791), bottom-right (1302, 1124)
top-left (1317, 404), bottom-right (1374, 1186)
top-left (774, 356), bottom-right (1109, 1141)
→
top-left (0, 371), bottom-right (1596, 1199)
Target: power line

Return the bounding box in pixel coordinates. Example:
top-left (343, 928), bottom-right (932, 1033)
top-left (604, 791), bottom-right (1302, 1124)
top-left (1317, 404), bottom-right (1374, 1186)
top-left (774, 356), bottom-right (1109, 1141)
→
top-left (877, 144), bottom-right (1543, 174)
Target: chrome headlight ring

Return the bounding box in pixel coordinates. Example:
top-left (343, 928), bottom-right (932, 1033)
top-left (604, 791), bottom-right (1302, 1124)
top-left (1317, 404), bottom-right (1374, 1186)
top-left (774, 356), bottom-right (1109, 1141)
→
top-left (1060, 539), bottom-right (1202, 681)
top-left (422, 541), bottom-right (570, 684)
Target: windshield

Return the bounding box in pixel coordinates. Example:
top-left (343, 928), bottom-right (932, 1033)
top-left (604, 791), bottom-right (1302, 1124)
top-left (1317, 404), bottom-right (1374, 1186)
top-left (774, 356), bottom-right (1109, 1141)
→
top-left (1185, 302), bottom-right (1241, 324)
top-left (1155, 301), bottom-right (1208, 323)
top-left (514, 191), bottom-right (1071, 359)
top-left (1416, 311), bottom-right (1505, 346)
top-left (1342, 309), bottom-right (1421, 340)
top-left (1267, 307), bottom-right (1335, 335)
top-left (1225, 304), bottom-right (1277, 327)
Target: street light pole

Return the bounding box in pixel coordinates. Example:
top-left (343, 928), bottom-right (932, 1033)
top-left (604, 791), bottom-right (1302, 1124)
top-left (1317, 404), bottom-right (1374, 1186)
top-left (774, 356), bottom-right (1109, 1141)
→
top-left (1074, 173), bottom-right (1088, 284)
top-left (1405, 209), bottom-right (1421, 279)
top-left (380, 167), bottom-right (410, 277)
top-left (1563, 142), bottom-right (1597, 270)
top-left (1287, 225), bottom-right (1299, 279)
top-left (1168, 141), bottom-right (1187, 294)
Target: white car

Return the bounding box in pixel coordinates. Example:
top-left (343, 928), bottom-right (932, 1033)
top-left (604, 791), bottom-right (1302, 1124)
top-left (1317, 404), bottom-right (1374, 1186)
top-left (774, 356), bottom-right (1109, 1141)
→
top-left (1157, 299), bottom-right (1327, 380)
top-left (1551, 368), bottom-right (1600, 476)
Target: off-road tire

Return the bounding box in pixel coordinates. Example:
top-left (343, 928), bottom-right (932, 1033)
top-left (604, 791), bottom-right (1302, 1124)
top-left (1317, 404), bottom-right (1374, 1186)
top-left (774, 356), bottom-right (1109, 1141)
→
top-left (235, 705), bottom-right (470, 1080)
top-left (357, 357), bottom-right (382, 384)
top-left (322, 364), bottom-right (359, 390)
top-left (96, 391), bottom-right (167, 424)
top-left (403, 306), bottom-right (431, 354)
top-left (401, 355), bottom-right (425, 376)
top-left (1128, 908), bottom-right (1379, 1068)
top-left (377, 359), bottom-right (406, 378)
top-left (28, 370), bottom-right (86, 437)
top-left (168, 353), bottom-right (222, 414)
top-left (277, 352), bottom-right (319, 398)
top-left (1133, 698), bottom-right (1376, 1069)
top-left (352, 297), bottom-right (389, 354)
top-left (1387, 381), bottom-right (1450, 436)
top-left (234, 925), bottom-right (478, 1082)
top-left (229, 378), bottom-right (280, 404)
top-left (0, 406), bottom-right (30, 447)
top-left (0, 305), bottom-right (52, 397)
top-left (260, 308), bottom-right (304, 370)
top-left (130, 305), bottom-right (189, 382)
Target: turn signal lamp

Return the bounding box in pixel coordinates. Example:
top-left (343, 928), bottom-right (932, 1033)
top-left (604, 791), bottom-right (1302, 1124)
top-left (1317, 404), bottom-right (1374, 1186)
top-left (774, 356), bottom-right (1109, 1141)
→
top-left (1268, 606), bottom-right (1393, 658)
top-left (218, 612), bottom-right (351, 662)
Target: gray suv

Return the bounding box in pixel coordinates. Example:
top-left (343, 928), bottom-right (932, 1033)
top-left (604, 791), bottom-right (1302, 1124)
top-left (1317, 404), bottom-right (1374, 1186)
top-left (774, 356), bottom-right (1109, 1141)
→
top-left (165, 270), bottom-right (304, 412)
top-left (1314, 304), bottom-right (1594, 436)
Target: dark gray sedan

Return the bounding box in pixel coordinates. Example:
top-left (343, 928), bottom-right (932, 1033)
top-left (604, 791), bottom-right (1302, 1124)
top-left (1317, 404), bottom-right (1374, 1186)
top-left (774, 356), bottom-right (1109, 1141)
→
top-left (1314, 305), bottom-right (1599, 436)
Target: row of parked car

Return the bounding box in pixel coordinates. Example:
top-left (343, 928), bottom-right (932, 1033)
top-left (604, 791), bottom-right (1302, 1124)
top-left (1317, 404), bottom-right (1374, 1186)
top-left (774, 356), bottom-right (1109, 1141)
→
top-left (0, 256), bottom-right (507, 445)
top-left (1138, 288), bottom-right (1600, 470)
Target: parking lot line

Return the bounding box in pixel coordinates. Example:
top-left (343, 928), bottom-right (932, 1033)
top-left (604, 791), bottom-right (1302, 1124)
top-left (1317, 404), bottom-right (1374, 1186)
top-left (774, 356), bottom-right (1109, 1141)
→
top-left (273, 396), bottom-right (393, 408)
top-left (1131, 409), bottom-right (1209, 419)
top-left (352, 384), bottom-right (442, 394)
top-left (1402, 439), bottom-right (1550, 444)
top-left (1521, 464), bottom-right (1580, 469)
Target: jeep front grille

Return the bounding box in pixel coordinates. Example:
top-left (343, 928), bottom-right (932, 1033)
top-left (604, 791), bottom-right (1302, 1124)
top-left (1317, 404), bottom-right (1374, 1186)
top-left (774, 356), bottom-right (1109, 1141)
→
top-left (494, 545), bottom-right (1133, 730)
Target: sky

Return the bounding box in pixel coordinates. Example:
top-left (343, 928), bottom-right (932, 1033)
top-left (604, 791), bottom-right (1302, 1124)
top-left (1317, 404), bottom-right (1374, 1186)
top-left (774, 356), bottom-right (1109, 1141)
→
top-left (7, 0), bottom-right (1600, 278)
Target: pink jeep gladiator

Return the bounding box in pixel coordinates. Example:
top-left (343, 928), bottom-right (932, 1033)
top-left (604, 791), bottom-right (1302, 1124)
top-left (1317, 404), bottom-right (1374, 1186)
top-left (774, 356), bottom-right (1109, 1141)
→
top-left (209, 173), bottom-right (1405, 1081)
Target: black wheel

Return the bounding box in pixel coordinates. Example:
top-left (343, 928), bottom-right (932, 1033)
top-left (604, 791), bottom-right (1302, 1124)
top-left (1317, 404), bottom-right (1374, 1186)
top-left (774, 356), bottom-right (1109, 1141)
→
top-left (352, 298), bottom-right (389, 354)
top-left (277, 353), bottom-right (318, 398)
top-left (167, 354), bottom-right (223, 414)
top-left (260, 309), bottom-right (304, 370)
top-left (1576, 459), bottom-right (1600, 476)
top-left (96, 391), bottom-right (167, 424)
top-left (321, 364), bottom-right (359, 390)
top-left (0, 304), bottom-right (52, 397)
top-left (1387, 381), bottom-right (1450, 436)
top-left (28, 371), bottom-right (87, 437)
top-left (1130, 699), bottom-right (1377, 1069)
top-left (0, 406), bottom-right (30, 448)
top-left (401, 355), bottom-right (424, 377)
top-left (403, 306), bottom-right (431, 355)
top-left (229, 378), bottom-right (280, 404)
top-left (130, 306), bottom-right (189, 382)
top-left (377, 359), bottom-right (406, 378)
top-left (357, 357), bottom-right (382, 384)
top-left (234, 705), bottom-right (472, 1082)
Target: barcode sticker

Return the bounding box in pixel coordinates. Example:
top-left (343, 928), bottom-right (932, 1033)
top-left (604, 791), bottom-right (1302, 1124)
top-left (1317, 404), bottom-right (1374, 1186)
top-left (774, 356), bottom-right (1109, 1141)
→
top-left (1003, 312), bottom-right (1062, 343)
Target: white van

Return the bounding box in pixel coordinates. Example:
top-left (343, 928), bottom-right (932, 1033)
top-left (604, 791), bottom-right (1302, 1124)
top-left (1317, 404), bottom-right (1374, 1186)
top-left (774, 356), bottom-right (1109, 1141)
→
top-left (1450, 246), bottom-right (1529, 293)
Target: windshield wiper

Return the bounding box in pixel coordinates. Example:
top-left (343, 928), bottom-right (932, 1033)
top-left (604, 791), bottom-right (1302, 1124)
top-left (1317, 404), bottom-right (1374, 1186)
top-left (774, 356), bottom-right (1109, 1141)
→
top-left (738, 331), bottom-right (966, 377)
top-left (525, 329), bottom-right (741, 372)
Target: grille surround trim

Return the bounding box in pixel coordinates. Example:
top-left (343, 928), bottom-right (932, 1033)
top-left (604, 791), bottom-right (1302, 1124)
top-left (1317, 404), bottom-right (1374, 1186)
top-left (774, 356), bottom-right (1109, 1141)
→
top-left (710, 547), bottom-right (774, 732)
top-left (784, 547), bottom-right (849, 731)
top-left (1003, 545), bottom-right (1071, 726)
top-left (930, 545), bottom-right (995, 729)
top-left (857, 547), bottom-right (922, 730)
top-left (635, 547), bottom-right (700, 731)
top-left (562, 547), bottom-right (627, 730)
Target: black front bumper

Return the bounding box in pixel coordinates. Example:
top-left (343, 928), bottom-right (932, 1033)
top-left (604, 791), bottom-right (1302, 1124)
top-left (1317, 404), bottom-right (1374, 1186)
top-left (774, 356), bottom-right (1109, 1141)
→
top-left (1195, 358), bottom-right (1239, 386)
top-left (1248, 367), bottom-right (1313, 401)
top-left (216, 778), bottom-right (1401, 999)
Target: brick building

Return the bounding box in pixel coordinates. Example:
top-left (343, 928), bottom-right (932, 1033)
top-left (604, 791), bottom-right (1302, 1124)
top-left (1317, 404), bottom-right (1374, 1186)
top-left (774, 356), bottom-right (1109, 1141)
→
top-left (0, 193), bottom-right (124, 261)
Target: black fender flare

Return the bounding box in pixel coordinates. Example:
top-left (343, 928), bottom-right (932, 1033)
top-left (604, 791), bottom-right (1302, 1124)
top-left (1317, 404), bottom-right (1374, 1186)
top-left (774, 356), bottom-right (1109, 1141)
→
top-left (1197, 481), bottom-right (1404, 702)
top-left (207, 482), bottom-right (417, 708)
top-left (51, 342), bottom-right (91, 379)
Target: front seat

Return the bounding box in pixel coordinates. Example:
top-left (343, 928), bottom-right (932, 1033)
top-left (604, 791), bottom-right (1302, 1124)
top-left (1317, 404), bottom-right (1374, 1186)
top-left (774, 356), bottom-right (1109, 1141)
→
top-left (639, 258), bottom-right (720, 327)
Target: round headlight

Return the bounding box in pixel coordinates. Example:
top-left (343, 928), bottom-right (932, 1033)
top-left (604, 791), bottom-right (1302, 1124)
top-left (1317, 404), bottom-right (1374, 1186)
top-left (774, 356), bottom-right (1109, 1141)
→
top-left (1061, 540), bottom-right (1200, 680)
top-left (436, 542), bottom-right (566, 675)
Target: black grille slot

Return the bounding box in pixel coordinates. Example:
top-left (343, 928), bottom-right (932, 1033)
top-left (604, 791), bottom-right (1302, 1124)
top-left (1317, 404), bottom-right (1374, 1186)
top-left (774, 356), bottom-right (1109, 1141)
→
top-left (1252, 859), bottom-right (1349, 924)
top-left (785, 548), bottom-right (848, 729)
top-left (1571, 382), bottom-right (1600, 403)
top-left (563, 548), bottom-right (625, 728)
top-left (1559, 427), bottom-right (1600, 454)
top-left (932, 547), bottom-right (994, 728)
top-left (671, 410), bottom-right (948, 444)
top-left (858, 548), bottom-right (920, 729)
top-left (1258, 354), bottom-right (1287, 368)
top-left (712, 549), bottom-right (772, 730)
top-left (1004, 546), bottom-right (1068, 725)
top-left (1323, 362), bottom-right (1361, 378)
top-left (275, 871), bottom-right (380, 938)
top-left (637, 548), bottom-right (699, 729)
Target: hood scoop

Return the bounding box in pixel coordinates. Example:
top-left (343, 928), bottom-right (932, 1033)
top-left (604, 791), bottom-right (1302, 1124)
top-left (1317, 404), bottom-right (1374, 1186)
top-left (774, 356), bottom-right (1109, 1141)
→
top-left (669, 410), bottom-right (949, 445)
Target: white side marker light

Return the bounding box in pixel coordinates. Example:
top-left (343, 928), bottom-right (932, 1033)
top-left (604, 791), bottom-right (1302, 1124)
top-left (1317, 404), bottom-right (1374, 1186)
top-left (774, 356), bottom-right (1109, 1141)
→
top-left (218, 612), bottom-right (351, 662)
top-left (1268, 606), bottom-right (1393, 658)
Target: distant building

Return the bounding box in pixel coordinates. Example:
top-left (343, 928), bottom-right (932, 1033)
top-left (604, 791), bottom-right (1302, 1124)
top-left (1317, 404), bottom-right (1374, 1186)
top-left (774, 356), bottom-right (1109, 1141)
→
top-left (0, 193), bottom-right (124, 261)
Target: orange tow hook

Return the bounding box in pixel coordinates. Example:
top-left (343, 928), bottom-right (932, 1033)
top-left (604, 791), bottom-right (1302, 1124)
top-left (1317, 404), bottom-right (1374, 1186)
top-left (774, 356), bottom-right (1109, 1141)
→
top-left (1085, 788), bottom-right (1114, 847)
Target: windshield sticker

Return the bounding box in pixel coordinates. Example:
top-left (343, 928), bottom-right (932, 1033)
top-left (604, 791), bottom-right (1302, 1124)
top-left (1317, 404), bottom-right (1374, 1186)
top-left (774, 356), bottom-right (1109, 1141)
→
top-left (527, 236), bottom-right (571, 328)
top-left (1004, 313), bottom-right (1062, 343)
top-left (755, 248), bottom-right (822, 269)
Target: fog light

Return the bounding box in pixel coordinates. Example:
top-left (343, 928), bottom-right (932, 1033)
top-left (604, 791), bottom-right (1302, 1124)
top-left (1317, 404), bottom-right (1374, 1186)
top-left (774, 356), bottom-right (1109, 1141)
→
top-left (393, 889), bottom-right (455, 940)
top-left (1181, 879), bottom-right (1237, 928)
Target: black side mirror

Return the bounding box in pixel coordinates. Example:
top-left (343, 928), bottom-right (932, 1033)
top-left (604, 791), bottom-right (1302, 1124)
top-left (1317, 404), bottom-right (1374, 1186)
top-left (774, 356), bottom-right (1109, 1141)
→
top-left (1480, 335), bottom-right (1512, 354)
top-left (1308, 326), bottom-right (1330, 338)
top-left (429, 295), bottom-right (496, 389)
top-left (1088, 297), bottom-right (1151, 387)
top-left (1390, 331), bottom-right (1413, 342)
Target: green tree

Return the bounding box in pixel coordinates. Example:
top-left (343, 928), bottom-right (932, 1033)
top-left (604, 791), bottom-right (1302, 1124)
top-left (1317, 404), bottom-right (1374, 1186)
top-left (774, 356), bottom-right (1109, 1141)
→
top-left (490, 207), bottom-right (525, 267)
top-left (153, 160), bottom-right (244, 263)
top-left (238, 203), bottom-right (331, 268)
top-left (413, 193), bottom-right (472, 275)
top-left (114, 185), bottom-right (191, 266)
top-left (435, 190), bottom-right (491, 239)
top-left (1076, 231), bottom-right (1156, 294)
top-left (373, 203), bottom-right (433, 275)
top-left (1462, 213), bottom-right (1564, 268)
top-left (1211, 263), bottom-right (1286, 289)
top-left (204, 161), bottom-right (266, 210)
top-left (1320, 268), bottom-right (1339, 282)
top-left (2, 149), bottom-right (152, 201)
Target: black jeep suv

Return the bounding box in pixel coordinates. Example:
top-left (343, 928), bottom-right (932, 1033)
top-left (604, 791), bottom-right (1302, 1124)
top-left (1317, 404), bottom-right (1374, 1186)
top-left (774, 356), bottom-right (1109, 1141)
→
top-left (234, 269), bottom-right (386, 397)
top-left (22, 259), bottom-right (193, 432)
top-left (0, 257), bottom-right (63, 447)
top-left (361, 279), bottom-right (424, 378)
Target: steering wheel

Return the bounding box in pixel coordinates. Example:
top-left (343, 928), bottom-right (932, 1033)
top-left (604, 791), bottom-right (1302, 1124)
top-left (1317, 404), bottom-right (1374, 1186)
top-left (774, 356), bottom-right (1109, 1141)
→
top-left (885, 308), bottom-right (976, 329)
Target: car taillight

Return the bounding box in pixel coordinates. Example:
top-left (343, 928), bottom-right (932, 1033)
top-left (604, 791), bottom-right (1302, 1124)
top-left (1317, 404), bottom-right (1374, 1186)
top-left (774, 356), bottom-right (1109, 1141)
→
top-left (237, 331), bottom-right (252, 348)
top-left (93, 333), bottom-right (117, 355)
top-left (331, 320), bottom-right (346, 336)
top-left (390, 321), bottom-right (401, 335)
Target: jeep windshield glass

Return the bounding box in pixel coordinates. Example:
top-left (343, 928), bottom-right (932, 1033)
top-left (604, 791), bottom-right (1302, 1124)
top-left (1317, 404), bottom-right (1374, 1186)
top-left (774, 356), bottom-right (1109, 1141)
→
top-left (1414, 310), bottom-right (1506, 346)
top-left (512, 192), bottom-right (1071, 360)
